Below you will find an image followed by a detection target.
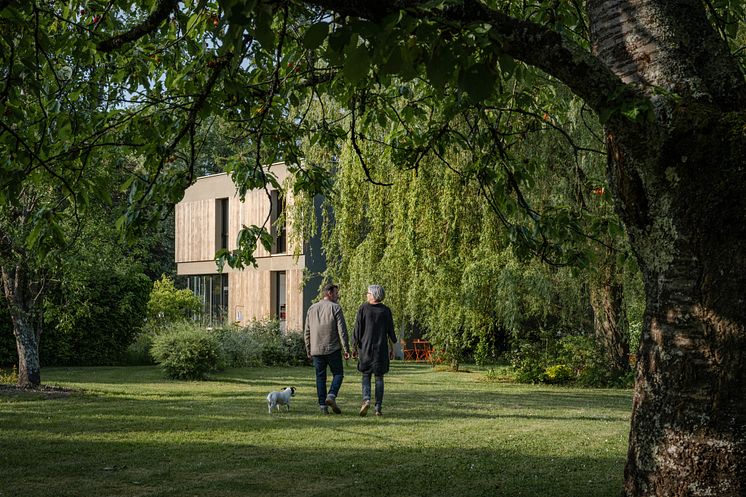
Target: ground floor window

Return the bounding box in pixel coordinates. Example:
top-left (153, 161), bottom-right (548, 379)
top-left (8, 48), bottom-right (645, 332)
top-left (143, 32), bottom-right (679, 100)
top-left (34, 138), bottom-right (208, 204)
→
top-left (271, 271), bottom-right (286, 332)
top-left (186, 273), bottom-right (229, 326)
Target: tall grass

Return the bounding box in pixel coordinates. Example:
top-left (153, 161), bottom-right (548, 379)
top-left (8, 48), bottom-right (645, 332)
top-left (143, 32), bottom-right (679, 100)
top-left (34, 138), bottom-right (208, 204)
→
top-left (0, 362), bottom-right (631, 497)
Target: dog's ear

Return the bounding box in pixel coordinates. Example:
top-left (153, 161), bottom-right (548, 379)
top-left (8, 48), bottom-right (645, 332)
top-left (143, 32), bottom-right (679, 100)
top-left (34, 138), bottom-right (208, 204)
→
top-left (290, 387), bottom-right (296, 394)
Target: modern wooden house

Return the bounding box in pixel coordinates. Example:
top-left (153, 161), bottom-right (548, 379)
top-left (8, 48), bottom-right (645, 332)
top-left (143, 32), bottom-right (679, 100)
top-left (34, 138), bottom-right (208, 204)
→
top-left (174, 163), bottom-right (325, 331)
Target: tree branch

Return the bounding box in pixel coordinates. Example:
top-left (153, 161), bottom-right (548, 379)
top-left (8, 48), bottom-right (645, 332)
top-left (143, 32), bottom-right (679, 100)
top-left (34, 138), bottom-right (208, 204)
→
top-left (96, 0), bottom-right (179, 52)
top-left (303, 0), bottom-right (631, 115)
top-left (351, 94), bottom-right (393, 187)
top-left (132, 54), bottom-right (232, 213)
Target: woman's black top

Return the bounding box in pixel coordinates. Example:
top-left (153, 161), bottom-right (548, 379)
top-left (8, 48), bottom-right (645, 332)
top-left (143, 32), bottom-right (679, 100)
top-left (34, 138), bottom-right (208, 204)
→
top-left (353, 302), bottom-right (397, 375)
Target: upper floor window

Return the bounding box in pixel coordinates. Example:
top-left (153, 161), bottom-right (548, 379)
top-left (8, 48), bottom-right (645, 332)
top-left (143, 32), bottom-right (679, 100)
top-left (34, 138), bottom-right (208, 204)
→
top-left (216, 198), bottom-right (229, 250)
top-left (270, 190), bottom-right (286, 254)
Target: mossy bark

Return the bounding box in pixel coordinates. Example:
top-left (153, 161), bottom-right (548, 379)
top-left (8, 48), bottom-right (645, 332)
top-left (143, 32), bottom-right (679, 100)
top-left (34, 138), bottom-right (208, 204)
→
top-left (1, 265), bottom-right (43, 388)
top-left (612, 108), bottom-right (746, 497)
top-left (588, 0), bottom-right (746, 494)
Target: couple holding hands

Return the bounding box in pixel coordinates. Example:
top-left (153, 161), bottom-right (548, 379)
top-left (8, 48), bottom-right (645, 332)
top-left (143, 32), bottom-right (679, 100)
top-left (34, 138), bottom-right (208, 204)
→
top-left (304, 283), bottom-right (397, 417)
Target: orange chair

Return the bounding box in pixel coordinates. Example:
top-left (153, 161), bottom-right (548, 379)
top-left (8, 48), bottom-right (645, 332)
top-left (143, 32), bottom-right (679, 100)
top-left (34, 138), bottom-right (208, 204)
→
top-left (411, 339), bottom-right (433, 361)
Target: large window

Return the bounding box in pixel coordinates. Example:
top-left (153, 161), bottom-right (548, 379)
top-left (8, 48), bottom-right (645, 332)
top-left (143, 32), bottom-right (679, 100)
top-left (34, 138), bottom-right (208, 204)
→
top-left (186, 274), bottom-right (229, 325)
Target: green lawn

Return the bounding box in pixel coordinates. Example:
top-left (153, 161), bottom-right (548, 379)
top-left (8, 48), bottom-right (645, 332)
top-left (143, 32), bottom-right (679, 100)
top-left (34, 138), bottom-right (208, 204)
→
top-left (0, 362), bottom-right (631, 497)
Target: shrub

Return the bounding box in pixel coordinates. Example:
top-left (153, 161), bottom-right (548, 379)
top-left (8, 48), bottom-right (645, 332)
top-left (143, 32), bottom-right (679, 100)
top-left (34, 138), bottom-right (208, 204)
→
top-left (510, 332), bottom-right (560, 384)
top-left (146, 275), bottom-right (201, 331)
top-left (0, 365), bottom-right (18, 384)
top-left (260, 340), bottom-right (287, 366)
top-left (151, 323), bottom-right (219, 380)
top-left (282, 332), bottom-right (308, 366)
top-left (211, 326), bottom-right (263, 369)
top-left (2, 267), bottom-right (150, 367)
top-left (123, 333), bottom-right (156, 365)
top-left (543, 364), bottom-right (573, 384)
top-left (41, 270), bottom-right (151, 366)
top-left (557, 335), bottom-right (629, 387)
top-left (511, 331), bottom-right (633, 387)
top-left (233, 319), bottom-right (307, 367)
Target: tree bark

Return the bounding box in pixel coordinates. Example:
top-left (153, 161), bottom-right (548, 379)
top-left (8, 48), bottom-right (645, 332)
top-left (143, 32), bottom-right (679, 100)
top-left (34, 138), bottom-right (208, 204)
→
top-left (590, 256), bottom-right (630, 377)
top-left (609, 106), bottom-right (746, 497)
top-left (588, 1), bottom-right (746, 494)
top-left (1, 264), bottom-right (43, 388)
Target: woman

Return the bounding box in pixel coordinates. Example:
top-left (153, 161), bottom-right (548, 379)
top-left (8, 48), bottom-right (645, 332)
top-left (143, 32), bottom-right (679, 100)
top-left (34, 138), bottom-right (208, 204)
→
top-left (352, 284), bottom-right (397, 417)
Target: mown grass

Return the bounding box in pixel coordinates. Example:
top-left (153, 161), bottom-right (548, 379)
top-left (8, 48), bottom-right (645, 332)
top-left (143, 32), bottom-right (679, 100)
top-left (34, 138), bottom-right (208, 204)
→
top-left (0, 362), bottom-right (631, 497)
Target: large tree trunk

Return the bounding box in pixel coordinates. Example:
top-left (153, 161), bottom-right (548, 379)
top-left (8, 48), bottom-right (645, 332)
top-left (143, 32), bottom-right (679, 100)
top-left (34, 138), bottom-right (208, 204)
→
top-left (588, 0), bottom-right (746, 494)
top-left (615, 110), bottom-right (746, 496)
top-left (1, 265), bottom-right (43, 388)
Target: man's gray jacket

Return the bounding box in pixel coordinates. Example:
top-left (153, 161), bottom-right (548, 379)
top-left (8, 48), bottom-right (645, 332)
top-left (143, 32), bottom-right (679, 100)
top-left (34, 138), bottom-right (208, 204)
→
top-left (304, 299), bottom-right (350, 356)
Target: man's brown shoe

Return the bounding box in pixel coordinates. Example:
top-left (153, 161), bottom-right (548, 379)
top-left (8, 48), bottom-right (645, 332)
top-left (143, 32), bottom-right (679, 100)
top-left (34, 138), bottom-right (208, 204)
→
top-left (359, 400), bottom-right (370, 417)
top-left (325, 395), bottom-right (341, 414)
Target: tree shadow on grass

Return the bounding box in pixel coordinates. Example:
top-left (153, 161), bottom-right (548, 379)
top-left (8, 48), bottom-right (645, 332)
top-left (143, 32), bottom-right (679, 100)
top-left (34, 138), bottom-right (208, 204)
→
top-left (0, 436), bottom-right (625, 497)
top-left (1, 383), bottom-right (630, 439)
top-left (2, 365), bottom-right (630, 497)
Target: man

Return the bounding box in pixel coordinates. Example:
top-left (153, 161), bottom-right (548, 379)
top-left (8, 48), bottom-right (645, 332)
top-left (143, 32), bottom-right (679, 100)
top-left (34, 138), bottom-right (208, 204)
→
top-left (304, 283), bottom-right (350, 414)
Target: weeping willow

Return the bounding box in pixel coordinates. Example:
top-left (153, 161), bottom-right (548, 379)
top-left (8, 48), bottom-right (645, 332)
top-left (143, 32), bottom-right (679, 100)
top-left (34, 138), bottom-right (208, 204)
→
top-left (289, 89), bottom-right (641, 369)
top-left (315, 137), bottom-right (589, 366)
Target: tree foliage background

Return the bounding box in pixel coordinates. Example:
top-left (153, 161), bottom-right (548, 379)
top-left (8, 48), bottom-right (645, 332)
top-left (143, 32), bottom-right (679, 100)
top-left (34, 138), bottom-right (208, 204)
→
top-left (300, 87), bottom-right (643, 377)
top-left (2, 0), bottom-right (746, 493)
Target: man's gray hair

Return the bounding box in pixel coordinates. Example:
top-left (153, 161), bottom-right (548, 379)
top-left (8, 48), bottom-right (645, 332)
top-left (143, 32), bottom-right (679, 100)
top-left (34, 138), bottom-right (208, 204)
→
top-left (368, 284), bottom-right (385, 302)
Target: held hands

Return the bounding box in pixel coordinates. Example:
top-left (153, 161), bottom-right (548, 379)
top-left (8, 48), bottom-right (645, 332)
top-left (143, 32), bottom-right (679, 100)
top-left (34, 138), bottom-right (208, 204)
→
top-left (343, 351), bottom-right (350, 360)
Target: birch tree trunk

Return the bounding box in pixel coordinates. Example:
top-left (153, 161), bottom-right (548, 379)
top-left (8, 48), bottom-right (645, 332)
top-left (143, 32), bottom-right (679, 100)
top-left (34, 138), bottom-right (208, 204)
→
top-left (1, 264), bottom-right (43, 388)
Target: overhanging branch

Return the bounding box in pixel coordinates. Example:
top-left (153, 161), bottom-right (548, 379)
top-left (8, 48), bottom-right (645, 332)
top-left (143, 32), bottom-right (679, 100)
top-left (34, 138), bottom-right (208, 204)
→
top-left (303, 0), bottom-right (634, 116)
top-left (97, 0), bottom-right (179, 52)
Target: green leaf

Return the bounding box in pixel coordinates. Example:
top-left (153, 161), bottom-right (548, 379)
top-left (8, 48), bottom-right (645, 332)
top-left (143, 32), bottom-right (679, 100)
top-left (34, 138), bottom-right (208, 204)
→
top-left (497, 54), bottom-right (517, 78)
top-left (426, 45), bottom-right (456, 91)
top-left (253, 10), bottom-right (275, 49)
top-left (458, 62), bottom-right (496, 103)
top-left (186, 12), bottom-right (204, 34)
top-left (303, 22), bottom-right (329, 49)
top-left (27, 221), bottom-right (44, 249)
top-left (380, 45), bottom-right (403, 75)
top-left (343, 44), bottom-right (371, 85)
top-left (327, 26), bottom-right (352, 64)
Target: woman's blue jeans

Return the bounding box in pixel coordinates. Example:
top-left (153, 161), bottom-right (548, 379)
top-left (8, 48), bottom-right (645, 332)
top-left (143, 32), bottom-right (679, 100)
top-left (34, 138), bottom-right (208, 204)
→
top-left (361, 373), bottom-right (384, 408)
top-left (312, 351), bottom-right (344, 406)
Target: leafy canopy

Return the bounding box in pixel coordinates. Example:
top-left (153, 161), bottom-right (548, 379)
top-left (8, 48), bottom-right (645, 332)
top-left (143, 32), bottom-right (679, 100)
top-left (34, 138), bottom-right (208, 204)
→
top-left (2, 0), bottom-right (743, 269)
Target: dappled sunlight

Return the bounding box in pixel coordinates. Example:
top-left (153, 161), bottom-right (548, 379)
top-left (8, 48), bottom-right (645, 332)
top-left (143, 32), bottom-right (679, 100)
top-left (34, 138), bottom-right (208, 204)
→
top-left (1, 363), bottom-right (630, 496)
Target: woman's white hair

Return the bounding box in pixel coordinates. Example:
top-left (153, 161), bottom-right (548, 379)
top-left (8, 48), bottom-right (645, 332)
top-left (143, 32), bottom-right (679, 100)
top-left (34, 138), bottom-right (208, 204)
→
top-left (368, 284), bottom-right (385, 302)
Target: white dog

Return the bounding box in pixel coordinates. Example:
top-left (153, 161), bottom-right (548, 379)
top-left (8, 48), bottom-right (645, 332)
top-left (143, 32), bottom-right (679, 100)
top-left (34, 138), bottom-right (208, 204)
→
top-left (267, 386), bottom-right (296, 413)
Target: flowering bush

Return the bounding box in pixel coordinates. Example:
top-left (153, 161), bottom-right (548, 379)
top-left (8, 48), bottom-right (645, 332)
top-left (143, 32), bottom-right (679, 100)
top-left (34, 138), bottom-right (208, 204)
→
top-left (543, 364), bottom-right (573, 384)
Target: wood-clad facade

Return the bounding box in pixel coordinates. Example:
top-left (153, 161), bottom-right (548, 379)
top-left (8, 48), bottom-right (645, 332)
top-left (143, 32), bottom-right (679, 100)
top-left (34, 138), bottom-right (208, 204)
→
top-left (175, 164), bottom-right (324, 332)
